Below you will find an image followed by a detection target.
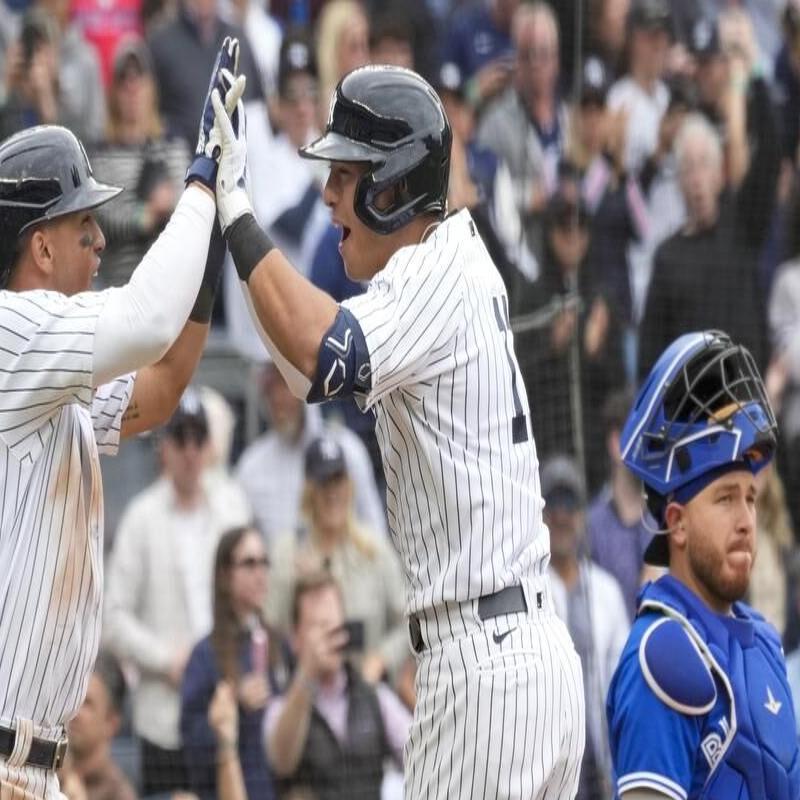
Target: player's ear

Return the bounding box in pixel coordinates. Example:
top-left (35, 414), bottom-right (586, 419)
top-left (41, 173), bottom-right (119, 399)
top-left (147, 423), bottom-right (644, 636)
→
top-left (665, 502), bottom-right (687, 545)
top-left (29, 228), bottom-right (56, 278)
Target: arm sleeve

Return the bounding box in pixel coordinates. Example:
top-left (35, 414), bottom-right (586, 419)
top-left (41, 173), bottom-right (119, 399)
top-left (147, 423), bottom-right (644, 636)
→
top-left (91, 373), bottom-right (136, 455)
top-left (608, 648), bottom-right (700, 800)
top-left (92, 186), bottom-right (216, 387)
top-left (342, 243), bottom-right (464, 407)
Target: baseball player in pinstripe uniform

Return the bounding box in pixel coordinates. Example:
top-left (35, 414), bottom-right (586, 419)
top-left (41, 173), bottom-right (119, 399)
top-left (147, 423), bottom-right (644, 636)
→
top-left (211, 64), bottom-right (585, 798)
top-left (0, 40), bottom-right (244, 799)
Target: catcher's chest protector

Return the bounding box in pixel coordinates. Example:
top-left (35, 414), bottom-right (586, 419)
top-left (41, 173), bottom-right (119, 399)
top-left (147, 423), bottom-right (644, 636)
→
top-left (639, 579), bottom-right (800, 800)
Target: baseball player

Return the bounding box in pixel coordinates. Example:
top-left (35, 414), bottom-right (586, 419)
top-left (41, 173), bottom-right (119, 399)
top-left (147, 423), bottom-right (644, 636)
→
top-left (0, 39), bottom-right (243, 800)
top-left (606, 330), bottom-right (800, 800)
top-left (210, 65), bottom-right (585, 798)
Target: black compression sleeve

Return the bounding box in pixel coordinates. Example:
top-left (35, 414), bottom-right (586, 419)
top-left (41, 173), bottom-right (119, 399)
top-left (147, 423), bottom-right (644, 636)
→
top-left (225, 213), bottom-right (275, 282)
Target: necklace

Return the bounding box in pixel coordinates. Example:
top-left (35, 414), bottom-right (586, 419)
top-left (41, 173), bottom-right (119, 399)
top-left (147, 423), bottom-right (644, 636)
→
top-left (420, 220), bottom-right (440, 243)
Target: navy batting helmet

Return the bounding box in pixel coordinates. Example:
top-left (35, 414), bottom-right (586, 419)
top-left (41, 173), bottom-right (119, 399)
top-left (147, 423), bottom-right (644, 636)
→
top-left (299, 65), bottom-right (451, 235)
top-left (0, 125), bottom-right (122, 288)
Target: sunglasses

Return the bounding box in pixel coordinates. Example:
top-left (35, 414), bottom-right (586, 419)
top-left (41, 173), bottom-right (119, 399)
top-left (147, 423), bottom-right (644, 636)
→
top-left (232, 556), bottom-right (270, 570)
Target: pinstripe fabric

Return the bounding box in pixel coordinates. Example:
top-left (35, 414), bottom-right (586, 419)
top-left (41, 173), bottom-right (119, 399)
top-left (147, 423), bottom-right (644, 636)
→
top-left (342, 210), bottom-right (585, 799)
top-left (0, 289), bottom-right (134, 784)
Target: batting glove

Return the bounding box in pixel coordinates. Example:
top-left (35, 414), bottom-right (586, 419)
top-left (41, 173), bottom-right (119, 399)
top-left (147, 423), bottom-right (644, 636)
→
top-left (185, 36), bottom-right (240, 190)
top-left (212, 79), bottom-right (253, 234)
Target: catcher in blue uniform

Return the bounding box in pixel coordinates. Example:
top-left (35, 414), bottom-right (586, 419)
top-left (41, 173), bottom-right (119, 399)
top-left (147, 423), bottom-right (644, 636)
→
top-left (606, 329), bottom-right (800, 800)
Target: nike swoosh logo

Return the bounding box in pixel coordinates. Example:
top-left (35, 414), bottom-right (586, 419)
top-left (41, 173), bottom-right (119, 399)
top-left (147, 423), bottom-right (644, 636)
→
top-left (492, 627), bottom-right (517, 645)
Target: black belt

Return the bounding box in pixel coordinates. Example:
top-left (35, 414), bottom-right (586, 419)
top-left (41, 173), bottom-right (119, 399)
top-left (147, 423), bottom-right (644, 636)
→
top-left (0, 725), bottom-right (68, 771)
top-left (409, 585), bottom-right (539, 654)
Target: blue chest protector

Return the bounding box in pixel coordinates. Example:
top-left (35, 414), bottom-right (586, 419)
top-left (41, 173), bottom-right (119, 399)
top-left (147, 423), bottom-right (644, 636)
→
top-left (638, 577), bottom-right (800, 800)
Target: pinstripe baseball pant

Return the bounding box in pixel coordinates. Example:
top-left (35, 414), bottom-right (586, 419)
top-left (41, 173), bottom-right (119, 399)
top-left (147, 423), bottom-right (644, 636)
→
top-left (404, 578), bottom-right (585, 799)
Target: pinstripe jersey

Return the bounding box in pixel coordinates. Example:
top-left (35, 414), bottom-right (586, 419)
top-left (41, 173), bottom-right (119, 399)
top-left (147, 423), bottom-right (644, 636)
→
top-left (0, 289), bottom-right (134, 735)
top-left (342, 209), bottom-right (549, 616)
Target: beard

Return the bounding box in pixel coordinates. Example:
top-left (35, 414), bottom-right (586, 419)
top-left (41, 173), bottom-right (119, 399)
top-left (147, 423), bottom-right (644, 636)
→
top-left (687, 533), bottom-right (752, 606)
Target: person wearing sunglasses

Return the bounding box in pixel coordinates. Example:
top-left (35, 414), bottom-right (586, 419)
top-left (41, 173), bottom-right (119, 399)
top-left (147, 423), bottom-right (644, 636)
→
top-left (104, 389), bottom-right (252, 795)
top-left (181, 525), bottom-right (290, 800)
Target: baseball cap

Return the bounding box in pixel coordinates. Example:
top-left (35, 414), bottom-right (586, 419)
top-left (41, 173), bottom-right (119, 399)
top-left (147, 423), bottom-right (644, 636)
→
top-left (578, 57), bottom-right (610, 106)
top-left (545, 185), bottom-right (589, 230)
top-left (540, 456), bottom-right (585, 512)
top-left (628, 0), bottom-right (673, 36)
top-left (688, 17), bottom-right (721, 60)
top-left (305, 436), bottom-right (347, 483)
top-left (112, 36), bottom-right (153, 82)
top-left (165, 388), bottom-right (208, 442)
top-left (277, 32), bottom-right (318, 98)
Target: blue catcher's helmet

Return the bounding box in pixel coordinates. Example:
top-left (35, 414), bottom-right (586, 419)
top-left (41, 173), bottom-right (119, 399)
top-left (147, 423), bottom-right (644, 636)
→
top-left (622, 329), bottom-right (776, 520)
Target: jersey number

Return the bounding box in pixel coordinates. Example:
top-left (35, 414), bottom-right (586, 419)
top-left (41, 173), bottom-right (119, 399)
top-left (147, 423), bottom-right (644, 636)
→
top-left (493, 296), bottom-right (528, 444)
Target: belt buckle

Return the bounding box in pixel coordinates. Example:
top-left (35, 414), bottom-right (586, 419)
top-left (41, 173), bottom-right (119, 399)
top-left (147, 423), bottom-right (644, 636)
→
top-left (52, 737), bottom-right (68, 771)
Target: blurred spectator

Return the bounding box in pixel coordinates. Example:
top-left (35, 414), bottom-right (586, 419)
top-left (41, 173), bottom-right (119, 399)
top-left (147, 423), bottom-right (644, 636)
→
top-left (626, 77), bottom-right (691, 333)
top-left (104, 389), bottom-right (251, 796)
top-left (436, 60), bottom-right (538, 289)
top-left (264, 572), bottom-right (411, 796)
top-left (637, 113), bottom-right (771, 378)
top-left (368, 7), bottom-right (412, 68)
top-left (67, 652), bottom-right (138, 800)
top-left (0, 0), bottom-right (106, 141)
top-left (517, 187), bottom-right (625, 493)
top-left (181, 526), bottom-right (290, 800)
top-left (586, 389), bottom-right (657, 621)
top-left (89, 37), bottom-right (188, 289)
top-left (584, 0), bottom-right (630, 82)
top-left (147, 0), bottom-right (262, 147)
top-left (219, 0), bottom-right (282, 101)
top-left (266, 436), bottom-right (406, 683)
top-left (768, 191), bottom-right (800, 533)
top-left (542, 455), bottom-right (629, 800)
top-left (476, 2), bottom-right (567, 276)
top-left (315, 0), bottom-right (369, 120)
top-left (235, 362), bottom-right (386, 544)
top-left (775, 3), bottom-right (800, 164)
top-left (206, 682), bottom-right (247, 800)
top-left (747, 464), bottom-right (793, 636)
top-left (564, 55), bottom-right (648, 338)
top-left (607, 0), bottom-right (672, 173)
top-left (441, 0), bottom-right (517, 108)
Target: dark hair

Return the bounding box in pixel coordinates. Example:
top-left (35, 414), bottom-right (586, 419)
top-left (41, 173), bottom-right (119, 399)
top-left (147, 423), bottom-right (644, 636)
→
top-left (93, 651), bottom-right (126, 715)
top-left (369, 9), bottom-right (413, 49)
top-left (210, 525), bottom-right (269, 685)
top-left (290, 571), bottom-right (342, 627)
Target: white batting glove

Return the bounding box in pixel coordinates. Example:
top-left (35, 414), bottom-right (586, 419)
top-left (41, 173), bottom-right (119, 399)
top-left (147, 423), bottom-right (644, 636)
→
top-left (211, 78), bottom-right (253, 234)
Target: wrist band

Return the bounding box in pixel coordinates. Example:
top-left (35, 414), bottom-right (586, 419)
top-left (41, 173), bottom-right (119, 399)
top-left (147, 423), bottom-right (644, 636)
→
top-left (226, 213), bottom-right (275, 282)
top-left (189, 220), bottom-right (225, 323)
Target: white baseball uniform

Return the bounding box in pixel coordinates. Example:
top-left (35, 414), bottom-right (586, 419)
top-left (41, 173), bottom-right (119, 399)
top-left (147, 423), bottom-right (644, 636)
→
top-left (341, 209), bottom-right (585, 799)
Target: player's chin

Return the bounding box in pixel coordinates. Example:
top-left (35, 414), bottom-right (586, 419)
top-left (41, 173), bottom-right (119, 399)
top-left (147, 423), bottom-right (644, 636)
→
top-left (717, 566), bottom-right (751, 604)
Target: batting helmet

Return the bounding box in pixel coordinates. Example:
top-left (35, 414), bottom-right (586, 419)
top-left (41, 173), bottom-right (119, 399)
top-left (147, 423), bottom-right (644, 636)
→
top-left (621, 330), bottom-right (776, 564)
top-left (299, 65), bottom-right (451, 235)
top-left (0, 125), bottom-right (122, 288)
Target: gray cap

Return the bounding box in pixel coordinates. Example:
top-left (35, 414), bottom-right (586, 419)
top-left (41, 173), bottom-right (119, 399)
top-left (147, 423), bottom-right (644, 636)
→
top-left (540, 455), bottom-right (585, 510)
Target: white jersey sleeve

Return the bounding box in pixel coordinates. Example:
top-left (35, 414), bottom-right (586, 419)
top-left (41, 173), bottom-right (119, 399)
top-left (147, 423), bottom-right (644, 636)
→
top-left (92, 373), bottom-right (136, 455)
top-left (0, 288), bottom-right (113, 459)
top-left (342, 237), bottom-right (464, 406)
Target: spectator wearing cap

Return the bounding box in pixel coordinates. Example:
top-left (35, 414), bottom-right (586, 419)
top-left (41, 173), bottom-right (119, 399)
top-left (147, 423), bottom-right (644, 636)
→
top-left (586, 390), bottom-right (659, 621)
top-left (234, 362), bottom-right (386, 545)
top-left (637, 112), bottom-right (771, 379)
top-left (515, 183), bottom-right (625, 495)
top-left (564, 55), bottom-right (649, 354)
top-left (66, 652), bottom-right (138, 800)
top-left (435, 59), bottom-right (539, 290)
top-left (104, 388), bottom-right (251, 796)
top-left (607, 0), bottom-right (672, 173)
top-left (542, 455), bottom-right (629, 800)
top-left (181, 525), bottom-right (290, 800)
top-left (265, 436), bottom-right (408, 686)
top-left (476, 2), bottom-right (568, 285)
top-left (775, 3), bottom-right (800, 165)
top-left (88, 36), bottom-right (189, 289)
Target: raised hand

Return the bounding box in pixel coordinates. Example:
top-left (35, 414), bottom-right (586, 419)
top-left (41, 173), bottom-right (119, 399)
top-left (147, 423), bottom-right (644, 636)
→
top-left (185, 36), bottom-right (240, 190)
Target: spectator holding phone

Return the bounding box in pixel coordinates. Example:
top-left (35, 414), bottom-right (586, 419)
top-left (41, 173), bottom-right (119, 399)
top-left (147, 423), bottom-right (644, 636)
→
top-left (181, 526), bottom-right (290, 800)
top-left (266, 436), bottom-right (407, 685)
top-left (265, 572), bottom-right (411, 799)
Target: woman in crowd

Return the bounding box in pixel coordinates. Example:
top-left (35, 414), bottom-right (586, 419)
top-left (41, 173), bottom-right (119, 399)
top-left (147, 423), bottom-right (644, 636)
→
top-left (267, 436), bottom-right (408, 684)
top-left (90, 36), bottom-right (188, 288)
top-left (181, 526), bottom-right (288, 800)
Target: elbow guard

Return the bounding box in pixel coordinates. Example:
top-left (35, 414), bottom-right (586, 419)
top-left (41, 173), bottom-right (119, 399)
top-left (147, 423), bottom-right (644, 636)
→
top-left (307, 307), bottom-right (372, 403)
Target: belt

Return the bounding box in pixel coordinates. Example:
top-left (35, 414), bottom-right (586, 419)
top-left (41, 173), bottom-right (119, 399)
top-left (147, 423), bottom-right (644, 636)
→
top-left (409, 584), bottom-right (539, 654)
top-left (0, 725), bottom-right (68, 771)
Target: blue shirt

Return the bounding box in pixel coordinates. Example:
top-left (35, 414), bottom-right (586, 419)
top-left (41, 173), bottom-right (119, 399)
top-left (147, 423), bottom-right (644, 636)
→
top-left (442, 2), bottom-right (513, 81)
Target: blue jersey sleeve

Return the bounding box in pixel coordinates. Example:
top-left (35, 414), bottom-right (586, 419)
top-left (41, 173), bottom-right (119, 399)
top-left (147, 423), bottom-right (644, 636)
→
top-left (607, 622), bottom-right (701, 800)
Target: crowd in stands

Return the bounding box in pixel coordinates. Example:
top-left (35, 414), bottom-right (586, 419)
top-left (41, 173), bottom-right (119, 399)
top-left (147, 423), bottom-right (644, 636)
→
top-left (3, 0), bottom-right (800, 797)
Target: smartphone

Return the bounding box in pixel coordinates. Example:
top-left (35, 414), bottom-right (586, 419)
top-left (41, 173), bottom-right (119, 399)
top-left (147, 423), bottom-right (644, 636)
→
top-left (339, 620), bottom-right (365, 653)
